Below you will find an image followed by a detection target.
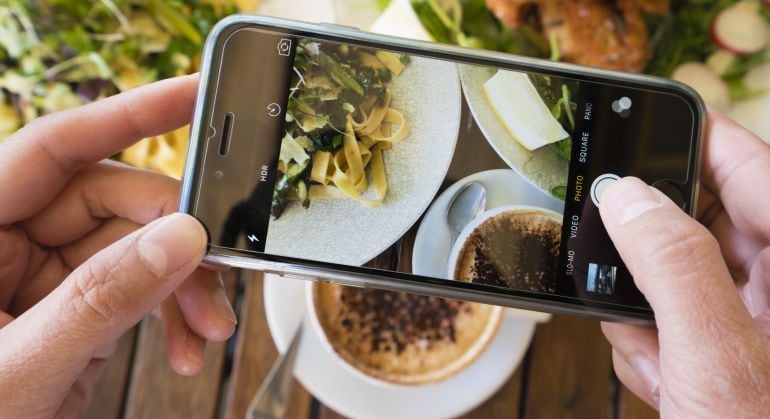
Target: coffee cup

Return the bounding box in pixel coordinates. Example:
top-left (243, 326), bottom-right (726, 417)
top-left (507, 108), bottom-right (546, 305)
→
top-left (447, 205), bottom-right (562, 294)
top-left (306, 281), bottom-right (503, 387)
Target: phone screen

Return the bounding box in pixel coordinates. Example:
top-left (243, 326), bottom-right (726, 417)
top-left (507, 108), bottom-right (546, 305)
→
top-left (192, 26), bottom-right (699, 314)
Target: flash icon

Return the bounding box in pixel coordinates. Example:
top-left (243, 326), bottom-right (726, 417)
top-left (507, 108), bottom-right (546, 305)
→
top-left (247, 234), bottom-right (259, 243)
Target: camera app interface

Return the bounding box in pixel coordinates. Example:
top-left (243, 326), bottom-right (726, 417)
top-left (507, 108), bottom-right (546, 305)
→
top-left (205, 29), bottom-right (696, 309)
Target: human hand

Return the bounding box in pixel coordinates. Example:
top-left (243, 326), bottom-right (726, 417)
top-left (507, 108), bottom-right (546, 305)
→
top-left (599, 111), bottom-right (770, 417)
top-left (0, 75), bottom-right (237, 418)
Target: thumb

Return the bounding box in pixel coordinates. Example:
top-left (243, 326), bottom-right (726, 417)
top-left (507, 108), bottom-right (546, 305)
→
top-left (0, 213), bottom-right (206, 401)
top-left (598, 177), bottom-right (753, 345)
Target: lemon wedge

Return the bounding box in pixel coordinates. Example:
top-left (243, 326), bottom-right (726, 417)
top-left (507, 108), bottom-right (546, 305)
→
top-left (483, 70), bottom-right (568, 151)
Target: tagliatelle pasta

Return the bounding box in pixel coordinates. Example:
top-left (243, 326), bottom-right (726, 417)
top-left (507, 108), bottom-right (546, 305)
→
top-left (271, 41), bottom-right (412, 218)
top-left (305, 99), bottom-right (409, 208)
top-left (121, 125), bottom-right (189, 179)
top-left (300, 145), bottom-right (386, 208)
top-left (368, 109), bottom-right (409, 144)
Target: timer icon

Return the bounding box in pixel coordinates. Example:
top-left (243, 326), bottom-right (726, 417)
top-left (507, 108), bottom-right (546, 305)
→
top-left (266, 103), bottom-right (281, 118)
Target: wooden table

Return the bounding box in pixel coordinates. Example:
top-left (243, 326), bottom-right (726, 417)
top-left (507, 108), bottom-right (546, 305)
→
top-left (82, 269), bottom-right (657, 419)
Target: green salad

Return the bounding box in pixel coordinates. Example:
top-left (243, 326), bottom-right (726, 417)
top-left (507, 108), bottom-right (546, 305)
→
top-left (0, 0), bottom-right (238, 140)
top-left (412, 0), bottom-right (770, 101)
top-left (646, 0), bottom-right (770, 99)
top-left (529, 74), bottom-right (578, 199)
top-left (411, 0), bottom-right (548, 57)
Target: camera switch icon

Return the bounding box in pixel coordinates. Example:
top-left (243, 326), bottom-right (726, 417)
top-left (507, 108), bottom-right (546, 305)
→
top-left (276, 38), bottom-right (292, 57)
top-left (611, 96), bottom-right (632, 118)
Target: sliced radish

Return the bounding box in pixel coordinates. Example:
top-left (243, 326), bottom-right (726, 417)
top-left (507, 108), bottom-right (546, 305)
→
top-left (671, 62), bottom-right (731, 110)
top-left (744, 62), bottom-right (770, 90)
top-left (711, 4), bottom-right (770, 55)
top-left (734, 0), bottom-right (761, 13)
top-left (706, 50), bottom-right (736, 75)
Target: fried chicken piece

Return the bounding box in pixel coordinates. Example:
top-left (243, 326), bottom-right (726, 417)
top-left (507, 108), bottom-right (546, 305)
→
top-left (631, 0), bottom-right (670, 15)
top-left (540, 0), bottom-right (651, 72)
top-left (486, 0), bottom-right (536, 29)
top-left (486, 0), bottom-right (658, 72)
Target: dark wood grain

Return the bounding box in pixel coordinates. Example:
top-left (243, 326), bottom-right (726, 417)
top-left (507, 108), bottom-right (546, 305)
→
top-left (317, 405), bottom-right (347, 419)
top-left (618, 386), bottom-right (658, 419)
top-left (522, 315), bottom-right (614, 419)
top-left (123, 318), bottom-right (225, 419)
top-left (221, 270), bottom-right (312, 419)
top-left (460, 366), bottom-right (524, 419)
top-left (395, 227), bottom-right (417, 273)
top-left (123, 272), bottom-right (238, 419)
top-left (82, 327), bottom-right (138, 419)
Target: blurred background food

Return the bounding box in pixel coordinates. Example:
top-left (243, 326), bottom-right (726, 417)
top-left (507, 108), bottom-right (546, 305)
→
top-left (411, 0), bottom-right (770, 141)
top-left (0, 0), bottom-right (255, 177)
top-left (1, 0), bottom-right (768, 181)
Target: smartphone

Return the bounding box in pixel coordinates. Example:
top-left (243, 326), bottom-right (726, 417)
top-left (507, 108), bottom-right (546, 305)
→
top-left (180, 15), bottom-right (705, 322)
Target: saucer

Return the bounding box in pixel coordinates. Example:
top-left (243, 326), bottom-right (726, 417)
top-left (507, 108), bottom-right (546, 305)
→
top-left (264, 274), bottom-right (536, 419)
top-left (413, 169), bottom-right (562, 322)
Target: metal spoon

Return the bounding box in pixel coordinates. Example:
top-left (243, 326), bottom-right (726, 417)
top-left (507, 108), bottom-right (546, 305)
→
top-left (246, 320), bottom-right (304, 419)
top-left (444, 182), bottom-right (487, 268)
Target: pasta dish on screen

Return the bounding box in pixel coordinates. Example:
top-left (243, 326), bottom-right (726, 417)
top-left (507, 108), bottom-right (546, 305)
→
top-left (271, 40), bottom-right (411, 219)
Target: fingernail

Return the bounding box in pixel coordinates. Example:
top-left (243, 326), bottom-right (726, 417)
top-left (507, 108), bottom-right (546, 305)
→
top-left (629, 356), bottom-right (661, 405)
top-left (651, 391), bottom-right (660, 409)
top-left (603, 178), bottom-right (664, 225)
top-left (138, 214), bottom-right (207, 277)
top-left (212, 288), bottom-right (237, 325)
top-left (183, 329), bottom-right (205, 374)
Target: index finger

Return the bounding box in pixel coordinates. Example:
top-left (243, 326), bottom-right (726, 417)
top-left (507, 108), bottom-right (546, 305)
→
top-left (0, 74), bottom-right (198, 225)
top-left (702, 110), bottom-right (770, 243)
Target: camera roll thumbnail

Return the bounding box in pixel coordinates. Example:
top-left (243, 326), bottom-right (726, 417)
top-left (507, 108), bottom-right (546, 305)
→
top-left (586, 263), bottom-right (617, 295)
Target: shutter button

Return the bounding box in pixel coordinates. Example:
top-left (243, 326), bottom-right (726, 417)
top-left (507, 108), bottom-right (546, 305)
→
top-left (590, 173), bottom-right (621, 207)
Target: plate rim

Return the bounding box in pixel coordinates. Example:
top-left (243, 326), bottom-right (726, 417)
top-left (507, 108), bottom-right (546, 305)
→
top-left (266, 56), bottom-right (463, 266)
top-left (458, 65), bottom-right (568, 199)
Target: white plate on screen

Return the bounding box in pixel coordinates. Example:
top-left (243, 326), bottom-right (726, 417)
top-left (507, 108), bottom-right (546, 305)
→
top-left (264, 275), bottom-right (536, 419)
top-left (265, 55), bottom-right (462, 266)
top-left (459, 65), bottom-right (570, 198)
top-left (413, 169), bottom-right (562, 322)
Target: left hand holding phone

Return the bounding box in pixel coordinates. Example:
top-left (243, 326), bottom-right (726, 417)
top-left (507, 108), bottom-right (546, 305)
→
top-left (0, 75), bottom-right (237, 418)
